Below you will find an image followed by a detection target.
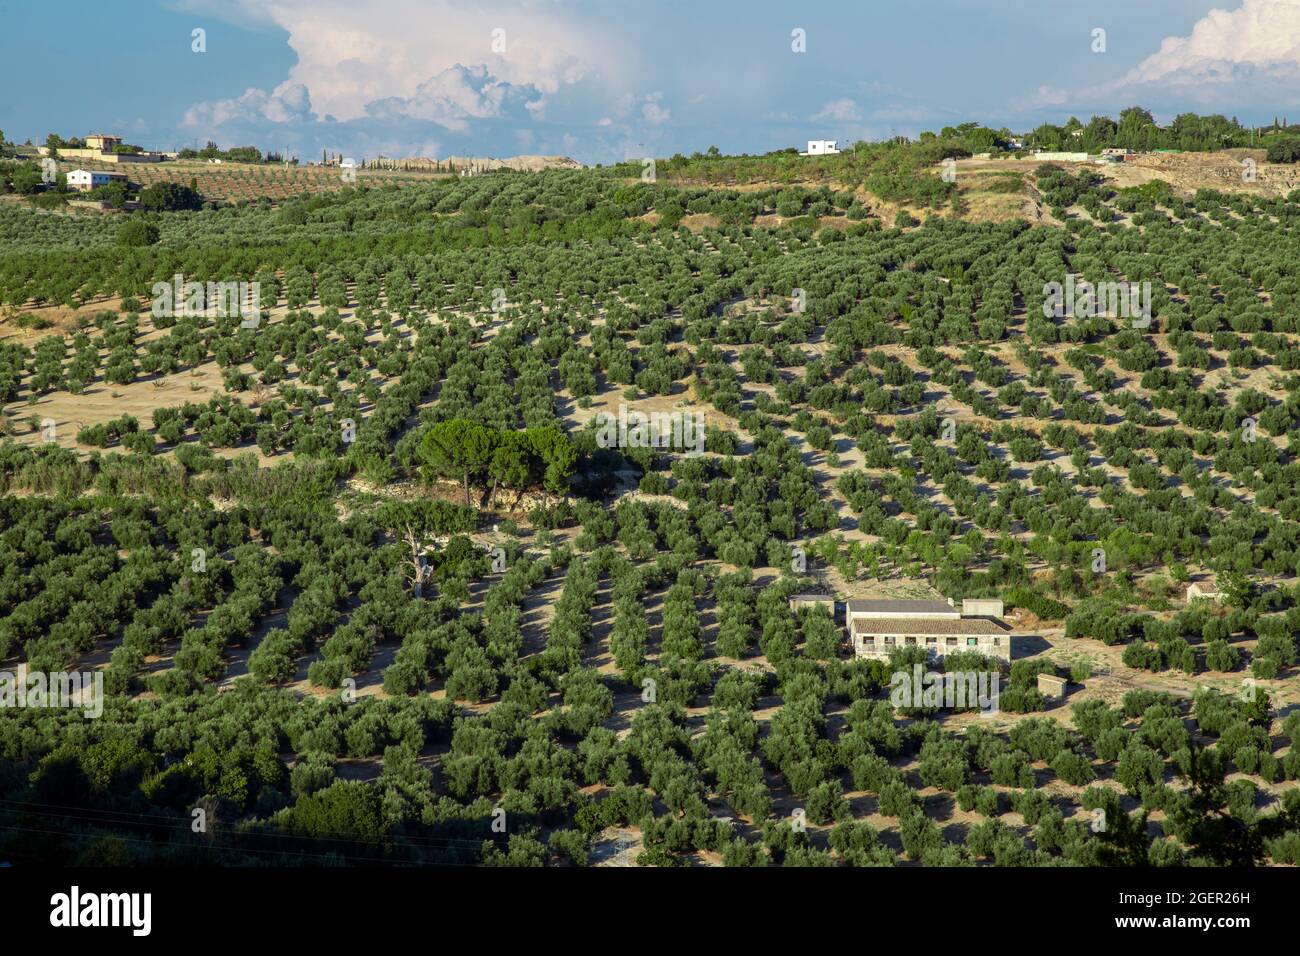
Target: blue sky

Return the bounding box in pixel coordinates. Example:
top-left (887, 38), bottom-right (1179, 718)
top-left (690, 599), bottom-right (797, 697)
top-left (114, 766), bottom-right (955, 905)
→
top-left (4, 0), bottom-right (1300, 163)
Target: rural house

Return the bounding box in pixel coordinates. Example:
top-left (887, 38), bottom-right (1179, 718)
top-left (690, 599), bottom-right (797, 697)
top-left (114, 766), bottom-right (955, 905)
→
top-left (66, 169), bottom-right (128, 192)
top-left (85, 134), bottom-right (123, 152)
top-left (846, 598), bottom-right (1012, 663)
top-left (800, 140), bottom-right (840, 156)
top-left (40, 132), bottom-right (164, 164)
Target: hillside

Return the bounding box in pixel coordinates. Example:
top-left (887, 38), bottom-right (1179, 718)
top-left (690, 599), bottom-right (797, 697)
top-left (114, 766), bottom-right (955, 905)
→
top-left (1, 158), bottom-right (1299, 869)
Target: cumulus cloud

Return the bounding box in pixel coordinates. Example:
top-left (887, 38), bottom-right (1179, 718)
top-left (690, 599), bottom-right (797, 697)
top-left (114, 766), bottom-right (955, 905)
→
top-left (183, 81), bottom-right (313, 129)
top-left (1008, 1), bottom-right (1300, 119)
top-left (363, 65), bottom-right (543, 131)
top-left (1123, 0), bottom-right (1300, 87)
top-left (168, 0), bottom-right (672, 160)
top-left (177, 0), bottom-right (618, 120)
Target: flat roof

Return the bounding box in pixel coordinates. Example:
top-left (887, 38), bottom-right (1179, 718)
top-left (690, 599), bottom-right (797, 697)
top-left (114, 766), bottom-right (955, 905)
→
top-left (850, 617), bottom-right (1009, 636)
top-left (846, 599), bottom-right (957, 616)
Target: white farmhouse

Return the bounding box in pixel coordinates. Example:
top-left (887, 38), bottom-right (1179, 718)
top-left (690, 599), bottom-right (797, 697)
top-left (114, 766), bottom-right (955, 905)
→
top-left (800, 140), bottom-right (840, 156)
top-left (846, 598), bottom-right (1012, 663)
top-left (66, 169), bottom-right (128, 192)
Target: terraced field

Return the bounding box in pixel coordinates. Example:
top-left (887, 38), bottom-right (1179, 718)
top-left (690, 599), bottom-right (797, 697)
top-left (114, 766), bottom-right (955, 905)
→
top-left (55, 157), bottom-right (454, 203)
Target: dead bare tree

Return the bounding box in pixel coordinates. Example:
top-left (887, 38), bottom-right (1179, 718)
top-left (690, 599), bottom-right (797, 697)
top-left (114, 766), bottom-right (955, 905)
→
top-left (400, 523), bottom-right (430, 596)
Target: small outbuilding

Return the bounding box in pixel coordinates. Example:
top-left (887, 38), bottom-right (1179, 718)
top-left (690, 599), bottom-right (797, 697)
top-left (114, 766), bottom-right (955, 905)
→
top-left (1186, 581), bottom-right (1223, 604)
top-left (961, 599), bottom-right (1004, 618)
top-left (789, 594), bottom-right (836, 618)
top-left (1037, 673), bottom-right (1068, 701)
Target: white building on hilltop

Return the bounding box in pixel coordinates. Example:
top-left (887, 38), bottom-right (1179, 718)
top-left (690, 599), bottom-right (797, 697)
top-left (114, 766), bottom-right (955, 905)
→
top-left (800, 140), bottom-right (840, 156)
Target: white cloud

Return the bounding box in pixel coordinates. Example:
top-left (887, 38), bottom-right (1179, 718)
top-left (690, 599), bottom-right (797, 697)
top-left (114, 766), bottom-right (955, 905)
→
top-left (641, 92), bottom-right (671, 126)
top-left (169, 0), bottom-right (679, 160)
top-left (177, 0), bottom-right (619, 121)
top-left (364, 65), bottom-right (542, 131)
top-left (183, 81), bottom-right (313, 130)
top-left (1008, 1), bottom-right (1300, 119)
top-left (813, 97), bottom-right (861, 122)
top-left (1124, 0), bottom-right (1300, 86)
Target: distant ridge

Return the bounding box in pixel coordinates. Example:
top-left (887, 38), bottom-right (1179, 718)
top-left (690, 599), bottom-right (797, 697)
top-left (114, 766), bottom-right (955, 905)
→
top-left (364, 154), bottom-right (582, 173)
